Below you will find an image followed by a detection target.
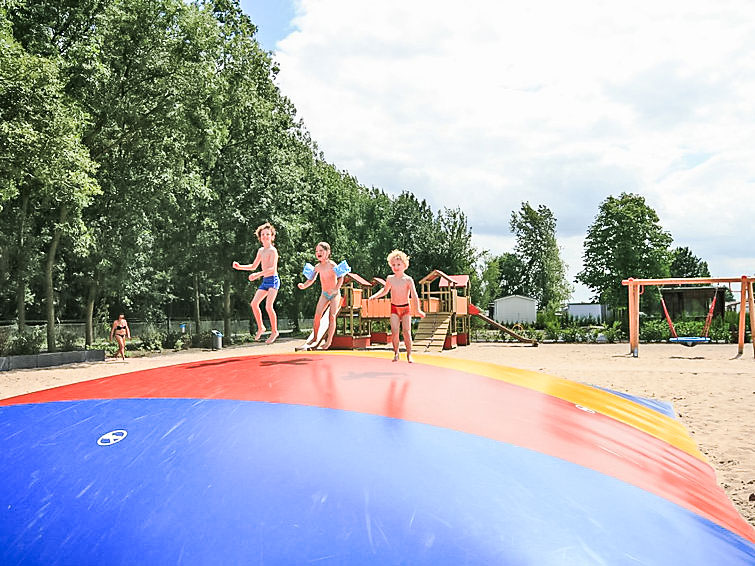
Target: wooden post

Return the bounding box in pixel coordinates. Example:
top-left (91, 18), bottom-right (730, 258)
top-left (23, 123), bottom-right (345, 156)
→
top-left (738, 276), bottom-right (747, 356)
top-left (627, 279), bottom-right (639, 357)
top-left (748, 278), bottom-right (755, 358)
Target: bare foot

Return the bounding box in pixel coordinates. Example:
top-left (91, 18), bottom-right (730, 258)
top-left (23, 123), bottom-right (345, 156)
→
top-left (392, 353), bottom-right (399, 362)
top-left (254, 327), bottom-right (266, 341)
top-left (321, 341), bottom-right (332, 350)
top-left (265, 332), bottom-right (279, 344)
top-left (407, 354), bottom-right (413, 363)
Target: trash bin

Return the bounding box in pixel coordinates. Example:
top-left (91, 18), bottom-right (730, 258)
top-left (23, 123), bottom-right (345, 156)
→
top-left (211, 330), bottom-right (223, 350)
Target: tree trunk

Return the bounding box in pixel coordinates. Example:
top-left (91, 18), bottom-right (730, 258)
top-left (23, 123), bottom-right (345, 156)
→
top-left (223, 278), bottom-right (231, 344)
top-left (15, 192), bottom-right (29, 331)
top-left (45, 206), bottom-right (68, 352)
top-left (85, 278), bottom-right (98, 346)
top-left (193, 272), bottom-right (201, 334)
top-left (15, 270), bottom-right (27, 332)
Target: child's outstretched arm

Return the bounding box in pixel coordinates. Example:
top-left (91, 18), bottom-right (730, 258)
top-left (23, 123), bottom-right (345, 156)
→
top-left (298, 273), bottom-right (317, 290)
top-left (369, 279), bottom-right (391, 300)
top-left (409, 277), bottom-right (425, 318)
top-left (233, 249), bottom-right (262, 271)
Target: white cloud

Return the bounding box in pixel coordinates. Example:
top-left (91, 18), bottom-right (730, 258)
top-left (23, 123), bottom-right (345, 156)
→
top-left (275, 1), bottom-right (755, 300)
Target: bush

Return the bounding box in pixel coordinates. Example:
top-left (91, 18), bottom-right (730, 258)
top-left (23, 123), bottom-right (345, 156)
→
top-left (543, 321), bottom-right (560, 341)
top-left (138, 323), bottom-right (164, 351)
top-left (0, 326), bottom-right (13, 356)
top-left (162, 330), bottom-right (183, 350)
top-left (191, 331), bottom-right (214, 349)
top-left (602, 321), bottom-right (623, 343)
top-left (91, 339), bottom-right (119, 356)
top-left (640, 319), bottom-right (669, 343)
top-left (57, 330), bottom-right (81, 352)
top-left (7, 327), bottom-right (45, 355)
top-left (561, 325), bottom-right (581, 343)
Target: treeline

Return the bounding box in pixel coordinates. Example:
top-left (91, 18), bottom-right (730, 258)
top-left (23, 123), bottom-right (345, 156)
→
top-left (0, 0), bottom-right (478, 350)
top-left (0, 2), bottom-right (716, 354)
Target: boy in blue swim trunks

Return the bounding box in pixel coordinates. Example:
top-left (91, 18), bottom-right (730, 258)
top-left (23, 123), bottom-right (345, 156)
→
top-left (233, 222), bottom-right (280, 343)
top-left (297, 242), bottom-right (344, 350)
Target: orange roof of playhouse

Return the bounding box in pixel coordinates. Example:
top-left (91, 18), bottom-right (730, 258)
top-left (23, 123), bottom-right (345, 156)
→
top-left (344, 272), bottom-right (372, 287)
top-left (418, 270), bottom-right (468, 288)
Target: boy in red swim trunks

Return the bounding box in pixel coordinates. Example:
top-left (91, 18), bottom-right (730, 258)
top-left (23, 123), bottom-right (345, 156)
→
top-left (232, 222), bottom-right (280, 343)
top-left (369, 250), bottom-right (425, 362)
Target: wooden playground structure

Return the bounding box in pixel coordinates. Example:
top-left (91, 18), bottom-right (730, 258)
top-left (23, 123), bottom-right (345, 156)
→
top-left (622, 276), bottom-right (755, 358)
top-left (328, 269), bottom-right (537, 351)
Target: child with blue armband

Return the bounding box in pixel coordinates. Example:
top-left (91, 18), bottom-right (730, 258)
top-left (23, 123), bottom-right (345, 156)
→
top-left (232, 222), bottom-right (280, 343)
top-left (298, 241), bottom-right (350, 350)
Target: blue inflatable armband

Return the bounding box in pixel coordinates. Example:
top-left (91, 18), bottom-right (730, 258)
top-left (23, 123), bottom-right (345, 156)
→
top-left (334, 260), bottom-right (351, 278)
top-left (302, 263), bottom-right (316, 280)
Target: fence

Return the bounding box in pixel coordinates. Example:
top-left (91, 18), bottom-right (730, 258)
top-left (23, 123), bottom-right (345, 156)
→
top-left (1, 318), bottom-right (313, 342)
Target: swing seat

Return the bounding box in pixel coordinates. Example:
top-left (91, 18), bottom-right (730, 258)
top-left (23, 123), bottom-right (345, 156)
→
top-left (669, 336), bottom-right (711, 347)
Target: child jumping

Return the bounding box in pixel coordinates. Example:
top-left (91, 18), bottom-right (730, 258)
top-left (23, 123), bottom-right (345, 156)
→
top-left (233, 222), bottom-right (280, 344)
top-left (369, 249), bottom-right (425, 362)
top-left (297, 242), bottom-right (348, 350)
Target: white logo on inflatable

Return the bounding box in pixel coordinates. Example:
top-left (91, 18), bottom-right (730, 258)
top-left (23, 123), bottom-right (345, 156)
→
top-left (97, 429), bottom-right (128, 446)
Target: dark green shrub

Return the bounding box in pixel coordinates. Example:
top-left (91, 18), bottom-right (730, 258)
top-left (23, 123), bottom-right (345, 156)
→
top-left (162, 330), bottom-right (183, 350)
top-left (57, 330), bottom-right (80, 351)
top-left (0, 326), bottom-right (13, 356)
top-left (602, 321), bottom-right (623, 343)
top-left (191, 331), bottom-right (214, 349)
top-left (91, 339), bottom-right (119, 356)
top-left (138, 324), bottom-right (164, 351)
top-left (640, 320), bottom-right (669, 342)
top-left (543, 321), bottom-right (560, 341)
top-left (9, 327), bottom-right (45, 355)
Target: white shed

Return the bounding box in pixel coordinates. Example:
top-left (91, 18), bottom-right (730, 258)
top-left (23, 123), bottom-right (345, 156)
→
top-left (490, 295), bottom-right (537, 324)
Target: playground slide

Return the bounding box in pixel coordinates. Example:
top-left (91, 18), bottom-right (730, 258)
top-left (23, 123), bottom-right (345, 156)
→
top-left (295, 305), bottom-right (339, 351)
top-left (469, 304), bottom-right (538, 346)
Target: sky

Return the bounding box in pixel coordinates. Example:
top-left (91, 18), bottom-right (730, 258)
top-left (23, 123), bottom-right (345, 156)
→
top-left (239, 0), bottom-right (755, 302)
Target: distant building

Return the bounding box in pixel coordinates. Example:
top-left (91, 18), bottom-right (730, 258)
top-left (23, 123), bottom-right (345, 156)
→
top-left (489, 295), bottom-right (537, 324)
top-left (567, 303), bottom-right (612, 323)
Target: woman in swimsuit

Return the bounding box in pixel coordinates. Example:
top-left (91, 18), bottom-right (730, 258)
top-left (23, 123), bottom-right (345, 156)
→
top-left (297, 242), bottom-right (345, 350)
top-left (109, 313), bottom-right (131, 360)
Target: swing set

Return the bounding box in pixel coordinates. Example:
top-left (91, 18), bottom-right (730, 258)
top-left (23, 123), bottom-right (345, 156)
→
top-left (622, 276), bottom-right (755, 358)
top-left (660, 287), bottom-right (719, 347)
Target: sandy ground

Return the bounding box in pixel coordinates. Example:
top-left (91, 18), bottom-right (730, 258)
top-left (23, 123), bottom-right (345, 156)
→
top-left (2, 340), bottom-right (754, 527)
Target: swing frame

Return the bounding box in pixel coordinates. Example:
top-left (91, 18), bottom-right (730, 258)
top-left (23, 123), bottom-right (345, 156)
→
top-left (660, 288), bottom-right (718, 347)
top-left (622, 276), bottom-right (755, 358)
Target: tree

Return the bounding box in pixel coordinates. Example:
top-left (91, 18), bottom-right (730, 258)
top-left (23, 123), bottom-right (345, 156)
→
top-left (0, 12), bottom-right (99, 347)
top-left (669, 246), bottom-right (710, 278)
top-left (495, 252), bottom-right (527, 298)
top-left (578, 193), bottom-right (672, 310)
top-left (510, 202), bottom-right (571, 309)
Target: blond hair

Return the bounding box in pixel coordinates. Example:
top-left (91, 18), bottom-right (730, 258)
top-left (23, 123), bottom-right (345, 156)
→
top-left (387, 249), bottom-right (409, 267)
top-left (255, 222), bottom-right (276, 241)
top-left (317, 241), bottom-right (331, 257)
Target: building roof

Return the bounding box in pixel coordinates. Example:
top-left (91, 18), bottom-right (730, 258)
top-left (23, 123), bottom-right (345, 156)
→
top-left (344, 272), bottom-right (372, 287)
top-left (439, 274), bottom-right (469, 288)
top-left (418, 269), bottom-right (466, 287)
top-left (493, 294), bottom-right (536, 303)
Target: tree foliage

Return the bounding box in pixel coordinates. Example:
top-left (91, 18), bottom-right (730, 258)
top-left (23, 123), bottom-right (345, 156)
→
top-left (577, 193), bottom-right (672, 310)
top-left (0, 0), bottom-right (483, 339)
top-left (509, 202), bottom-right (571, 309)
top-left (669, 246), bottom-right (710, 278)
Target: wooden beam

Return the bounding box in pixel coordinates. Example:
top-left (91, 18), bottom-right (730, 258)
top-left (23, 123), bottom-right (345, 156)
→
top-left (738, 276), bottom-right (747, 356)
top-left (622, 277), bottom-right (754, 286)
top-left (749, 279), bottom-right (755, 358)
